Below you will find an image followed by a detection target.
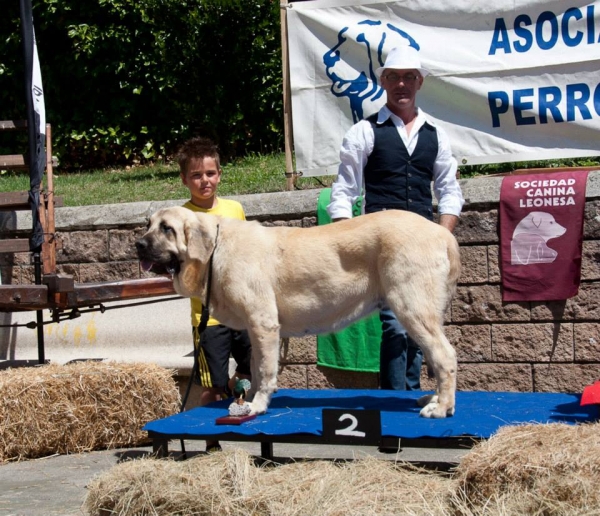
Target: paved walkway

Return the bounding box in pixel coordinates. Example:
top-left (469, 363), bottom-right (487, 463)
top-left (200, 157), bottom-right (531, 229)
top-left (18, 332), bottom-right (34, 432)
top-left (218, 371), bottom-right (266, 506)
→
top-left (0, 440), bottom-right (470, 516)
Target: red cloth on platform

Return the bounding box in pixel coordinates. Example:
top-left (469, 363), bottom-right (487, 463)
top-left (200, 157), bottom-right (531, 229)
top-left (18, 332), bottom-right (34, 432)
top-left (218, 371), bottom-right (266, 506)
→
top-left (499, 170), bottom-right (589, 302)
top-left (581, 381), bottom-right (600, 406)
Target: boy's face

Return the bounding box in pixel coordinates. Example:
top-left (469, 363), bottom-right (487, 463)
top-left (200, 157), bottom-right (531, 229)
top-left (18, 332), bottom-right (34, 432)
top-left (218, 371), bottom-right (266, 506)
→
top-left (181, 156), bottom-right (222, 207)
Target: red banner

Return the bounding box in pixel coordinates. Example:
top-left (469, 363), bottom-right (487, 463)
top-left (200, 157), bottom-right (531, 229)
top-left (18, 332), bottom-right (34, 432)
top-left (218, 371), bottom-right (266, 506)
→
top-left (499, 171), bottom-right (589, 302)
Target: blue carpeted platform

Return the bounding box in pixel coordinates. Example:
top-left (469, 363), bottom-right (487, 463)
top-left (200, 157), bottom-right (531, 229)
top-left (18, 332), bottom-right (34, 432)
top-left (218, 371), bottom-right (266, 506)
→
top-left (144, 389), bottom-right (598, 441)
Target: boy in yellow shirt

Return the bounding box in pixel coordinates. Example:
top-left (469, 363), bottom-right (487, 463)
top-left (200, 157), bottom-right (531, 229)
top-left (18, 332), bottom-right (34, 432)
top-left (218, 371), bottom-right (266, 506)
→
top-left (177, 137), bottom-right (252, 453)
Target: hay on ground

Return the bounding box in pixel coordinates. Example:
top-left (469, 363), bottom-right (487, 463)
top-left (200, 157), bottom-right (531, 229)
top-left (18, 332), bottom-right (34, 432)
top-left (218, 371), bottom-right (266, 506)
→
top-left (453, 422), bottom-right (600, 515)
top-left (84, 448), bottom-right (456, 516)
top-left (84, 421), bottom-right (600, 516)
top-left (0, 361), bottom-right (180, 462)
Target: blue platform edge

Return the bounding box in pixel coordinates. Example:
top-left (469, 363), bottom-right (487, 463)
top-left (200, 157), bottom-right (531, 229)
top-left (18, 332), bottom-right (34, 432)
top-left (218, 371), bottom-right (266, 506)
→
top-left (143, 389), bottom-right (599, 440)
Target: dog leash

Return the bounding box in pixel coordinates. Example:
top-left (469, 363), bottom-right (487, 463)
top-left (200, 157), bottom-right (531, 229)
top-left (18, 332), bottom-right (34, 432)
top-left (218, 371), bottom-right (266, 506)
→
top-left (196, 223), bottom-right (219, 335)
top-left (179, 224), bottom-right (219, 459)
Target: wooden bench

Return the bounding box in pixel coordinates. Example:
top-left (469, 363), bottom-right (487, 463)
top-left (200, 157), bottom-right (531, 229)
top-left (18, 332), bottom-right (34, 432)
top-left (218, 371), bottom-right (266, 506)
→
top-left (0, 120), bottom-right (175, 313)
top-left (0, 120), bottom-right (178, 366)
top-left (0, 120), bottom-right (62, 273)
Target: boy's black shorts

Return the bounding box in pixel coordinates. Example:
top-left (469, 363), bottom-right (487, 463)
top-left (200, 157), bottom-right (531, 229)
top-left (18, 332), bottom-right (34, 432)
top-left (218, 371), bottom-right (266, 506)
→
top-left (193, 324), bottom-right (252, 390)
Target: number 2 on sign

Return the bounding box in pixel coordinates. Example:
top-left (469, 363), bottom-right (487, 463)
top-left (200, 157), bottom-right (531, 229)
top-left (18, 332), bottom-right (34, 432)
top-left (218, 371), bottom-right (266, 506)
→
top-left (335, 413), bottom-right (366, 437)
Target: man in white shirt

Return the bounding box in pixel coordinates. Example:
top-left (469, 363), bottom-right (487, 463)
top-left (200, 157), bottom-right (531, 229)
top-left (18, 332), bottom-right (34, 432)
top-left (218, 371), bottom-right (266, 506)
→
top-left (327, 44), bottom-right (464, 391)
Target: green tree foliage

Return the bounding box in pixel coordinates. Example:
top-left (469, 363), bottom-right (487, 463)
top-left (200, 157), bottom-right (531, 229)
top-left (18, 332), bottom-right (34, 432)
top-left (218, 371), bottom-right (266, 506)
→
top-left (0, 0), bottom-right (283, 169)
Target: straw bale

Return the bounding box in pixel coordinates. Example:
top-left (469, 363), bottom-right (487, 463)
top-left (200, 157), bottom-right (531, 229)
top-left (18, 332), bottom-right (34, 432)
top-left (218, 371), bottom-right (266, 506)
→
top-left (84, 448), bottom-right (457, 516)
top-left (0, 361), bottom-right (180, 462)
top-left (453, 422), bottom-right (600, 514)
top-left (84, 422), bottom-right (600, 516)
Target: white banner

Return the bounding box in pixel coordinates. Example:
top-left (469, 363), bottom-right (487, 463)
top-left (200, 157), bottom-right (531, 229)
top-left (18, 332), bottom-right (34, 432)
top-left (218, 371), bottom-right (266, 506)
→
top-left (286, 0), bottom-right (600, 176)
top-left (32, 29), bottom-right (46, 137)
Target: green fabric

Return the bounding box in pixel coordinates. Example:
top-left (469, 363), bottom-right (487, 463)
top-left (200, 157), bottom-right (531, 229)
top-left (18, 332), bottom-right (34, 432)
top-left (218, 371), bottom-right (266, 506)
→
top-left (315, 189), bottom-right (382, 372)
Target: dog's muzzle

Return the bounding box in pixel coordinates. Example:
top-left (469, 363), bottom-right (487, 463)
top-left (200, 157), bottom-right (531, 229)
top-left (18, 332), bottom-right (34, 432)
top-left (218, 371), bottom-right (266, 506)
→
top-left (135, 237), bottom-right (180, 275)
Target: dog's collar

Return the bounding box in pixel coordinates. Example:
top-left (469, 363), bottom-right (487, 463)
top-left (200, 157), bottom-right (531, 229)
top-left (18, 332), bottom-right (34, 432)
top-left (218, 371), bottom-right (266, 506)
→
top-left (197, 223), bottom-right (219, 334)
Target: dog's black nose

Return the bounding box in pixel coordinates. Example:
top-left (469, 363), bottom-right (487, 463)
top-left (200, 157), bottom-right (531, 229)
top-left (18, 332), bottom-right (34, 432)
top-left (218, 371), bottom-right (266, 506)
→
top-left (135, 239), bottom-right (148, 255)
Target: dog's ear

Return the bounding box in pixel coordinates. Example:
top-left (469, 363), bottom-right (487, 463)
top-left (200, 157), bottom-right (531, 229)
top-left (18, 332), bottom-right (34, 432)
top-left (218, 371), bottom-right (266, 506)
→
top-left (184, 214), bottom-right (217, 263)
top-left (530, 213), bottom-right (542, 228)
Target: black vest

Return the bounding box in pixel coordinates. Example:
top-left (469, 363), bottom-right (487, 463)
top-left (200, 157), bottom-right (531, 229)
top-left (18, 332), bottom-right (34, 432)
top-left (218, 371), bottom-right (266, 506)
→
top-left (364, 113), bottom-right (438, 221)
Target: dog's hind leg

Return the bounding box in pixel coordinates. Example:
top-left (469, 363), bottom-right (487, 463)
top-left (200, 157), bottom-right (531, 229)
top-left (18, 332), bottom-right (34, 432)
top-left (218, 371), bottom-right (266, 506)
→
top-left (411, 325), bottom-right (456, 418)
top-left (246, 320), bottom-right (282, 416)
top-left (386, 298), bottom-right (457, 418)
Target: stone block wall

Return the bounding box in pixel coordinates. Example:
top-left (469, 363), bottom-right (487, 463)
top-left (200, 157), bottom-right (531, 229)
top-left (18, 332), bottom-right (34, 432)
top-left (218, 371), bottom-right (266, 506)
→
top-left (1, 176), bottom-right (599, 394)
top-left (447, 200), bottom-right (600, 393)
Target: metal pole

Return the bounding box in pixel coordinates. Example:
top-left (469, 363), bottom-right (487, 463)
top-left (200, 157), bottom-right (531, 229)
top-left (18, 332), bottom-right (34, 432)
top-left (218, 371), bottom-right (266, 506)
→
top-left (33, 252), bottom-right (45, 364)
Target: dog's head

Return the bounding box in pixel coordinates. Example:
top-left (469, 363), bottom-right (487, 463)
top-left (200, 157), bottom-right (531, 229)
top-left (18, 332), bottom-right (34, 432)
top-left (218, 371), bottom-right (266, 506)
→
top-left (135, 206), bottom-right (218, 279)
top-left (513, 211), bottom-right (567, 242)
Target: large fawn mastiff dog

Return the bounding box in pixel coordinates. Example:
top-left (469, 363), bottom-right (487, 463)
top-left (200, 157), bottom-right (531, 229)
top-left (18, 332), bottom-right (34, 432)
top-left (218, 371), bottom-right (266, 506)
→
top-left (136, 206), bottom-right (460, 418)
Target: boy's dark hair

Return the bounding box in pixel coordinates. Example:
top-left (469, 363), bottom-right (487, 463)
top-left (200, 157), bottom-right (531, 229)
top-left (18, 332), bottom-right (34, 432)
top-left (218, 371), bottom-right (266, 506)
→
top-left (176, 137), bottom-right (221, 172)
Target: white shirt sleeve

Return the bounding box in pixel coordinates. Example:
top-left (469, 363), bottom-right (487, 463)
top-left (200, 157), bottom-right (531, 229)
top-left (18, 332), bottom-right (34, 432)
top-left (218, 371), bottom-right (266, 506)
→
top-left (326, 120), bottom-right (374, 220)
top-left (431, 123), bottom-right (464, 217)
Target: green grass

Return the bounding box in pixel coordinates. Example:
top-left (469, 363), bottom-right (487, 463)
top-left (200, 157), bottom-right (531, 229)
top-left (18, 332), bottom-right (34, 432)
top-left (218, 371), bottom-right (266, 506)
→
top-left (0, 152), bottom-right (333, 207)
top-left (1, 151), bottom-right (598, 207)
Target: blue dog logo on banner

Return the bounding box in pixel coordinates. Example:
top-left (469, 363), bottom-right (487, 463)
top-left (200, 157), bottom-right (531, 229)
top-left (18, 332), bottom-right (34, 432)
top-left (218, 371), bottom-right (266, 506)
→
top-left (323, 20), bottom-right (420, 123)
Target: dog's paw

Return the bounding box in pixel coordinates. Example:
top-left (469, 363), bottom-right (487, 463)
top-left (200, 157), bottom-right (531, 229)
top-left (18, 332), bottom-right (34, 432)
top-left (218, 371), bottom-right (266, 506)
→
top-left (416, 394), bottom-right (437, 407)
top-left (419, 402), bottom-right (455, 419)
top-left (247, 401), bottom-right (267, 416)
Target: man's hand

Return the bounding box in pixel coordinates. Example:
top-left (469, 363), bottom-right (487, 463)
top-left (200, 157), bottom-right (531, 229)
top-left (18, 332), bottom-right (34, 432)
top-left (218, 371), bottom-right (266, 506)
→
top-left (439, 214), bottom-right (459, 233)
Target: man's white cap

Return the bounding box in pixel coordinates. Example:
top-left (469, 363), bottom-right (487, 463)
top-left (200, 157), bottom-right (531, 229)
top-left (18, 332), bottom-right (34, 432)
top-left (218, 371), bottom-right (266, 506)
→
top-left (375, 45), bottom-right (430, 78)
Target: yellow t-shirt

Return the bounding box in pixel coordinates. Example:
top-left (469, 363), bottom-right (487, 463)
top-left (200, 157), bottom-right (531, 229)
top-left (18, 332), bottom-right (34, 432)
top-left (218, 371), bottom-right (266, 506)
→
top-left (182, 198), bottom-right (246, 327)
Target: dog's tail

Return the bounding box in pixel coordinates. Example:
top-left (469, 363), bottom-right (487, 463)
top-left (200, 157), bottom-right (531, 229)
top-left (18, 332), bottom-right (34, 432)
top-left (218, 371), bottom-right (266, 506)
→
top-left (446, 235), bottom-right (461, 299)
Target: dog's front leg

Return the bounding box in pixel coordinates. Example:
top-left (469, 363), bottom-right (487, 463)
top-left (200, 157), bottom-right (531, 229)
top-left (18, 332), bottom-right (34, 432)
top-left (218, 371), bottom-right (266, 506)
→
top-left (246, 322), bottom-right (281, 415)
